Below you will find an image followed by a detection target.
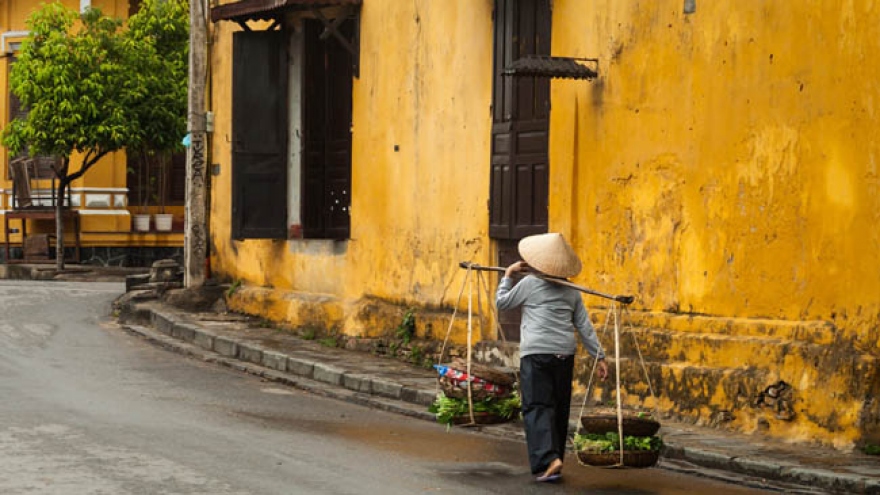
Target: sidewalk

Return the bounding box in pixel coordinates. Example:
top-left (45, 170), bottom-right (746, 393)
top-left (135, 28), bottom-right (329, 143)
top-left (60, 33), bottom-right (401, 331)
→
top-left (111, 294), bottom-right (880, 495)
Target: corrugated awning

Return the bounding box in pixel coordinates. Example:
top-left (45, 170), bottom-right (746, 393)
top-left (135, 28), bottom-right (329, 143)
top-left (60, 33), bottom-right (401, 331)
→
top-left (211, 0), bottom-right (362, 23)
top-left (503, 55), bottom-right (598, 80)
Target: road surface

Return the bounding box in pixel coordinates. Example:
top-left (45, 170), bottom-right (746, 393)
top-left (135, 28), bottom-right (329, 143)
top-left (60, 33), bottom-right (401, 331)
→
top-left (0, 280), bottom-right (774, 494)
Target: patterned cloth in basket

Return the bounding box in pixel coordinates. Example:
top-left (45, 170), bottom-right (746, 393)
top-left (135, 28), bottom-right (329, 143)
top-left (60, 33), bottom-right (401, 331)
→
top-left (434, 364), bottom-right (512, 400)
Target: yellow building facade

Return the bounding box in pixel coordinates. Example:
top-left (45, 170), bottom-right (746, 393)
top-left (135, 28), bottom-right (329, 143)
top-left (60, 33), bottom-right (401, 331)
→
top-left (0, 0), bottom-right (183, 264)
top-left (207, 0), bottom-right (879, 450)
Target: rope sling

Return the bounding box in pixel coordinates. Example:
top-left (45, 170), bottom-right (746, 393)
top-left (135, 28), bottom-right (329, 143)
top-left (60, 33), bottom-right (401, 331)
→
top-left (436, 264), bottom-right (512, 425)
top-left (437, 262), bottom-right (659, 468)
top-left (575, 302), bottom-right (660, 468)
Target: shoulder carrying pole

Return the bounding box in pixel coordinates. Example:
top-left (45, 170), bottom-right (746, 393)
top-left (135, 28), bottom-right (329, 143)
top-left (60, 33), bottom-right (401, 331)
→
top-left (459, 262), bottom-right (634, 304)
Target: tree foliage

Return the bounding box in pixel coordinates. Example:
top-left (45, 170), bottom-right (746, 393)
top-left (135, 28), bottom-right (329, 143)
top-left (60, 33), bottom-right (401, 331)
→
top-left (3, 3), bottom-right (134, 171)
top-left (125, 0), bottom-right (189, 155)
top-left (124, 0), bottom-right (189, 210)
top-left (1, 1), bottom-right (189, 268)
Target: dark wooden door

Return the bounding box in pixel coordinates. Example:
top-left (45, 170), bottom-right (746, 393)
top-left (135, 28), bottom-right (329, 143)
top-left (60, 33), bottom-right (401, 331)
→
top-left (302, 19), bottom-right (353, 239)
top-left (490, 0), bottom-right (552, 341)
top-left (231, 30), bottom-right (288, 239)
top-left (489, 0), bottom-right (551, 240)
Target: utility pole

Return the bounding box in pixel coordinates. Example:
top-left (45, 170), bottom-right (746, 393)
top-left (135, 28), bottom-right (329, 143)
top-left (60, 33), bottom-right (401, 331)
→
top-left (185, 0), bottom-right (208, 287)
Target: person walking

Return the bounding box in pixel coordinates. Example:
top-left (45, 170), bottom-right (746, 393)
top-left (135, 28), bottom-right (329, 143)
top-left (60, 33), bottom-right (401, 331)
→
top-left (496, 232), bottom-right (609, 482)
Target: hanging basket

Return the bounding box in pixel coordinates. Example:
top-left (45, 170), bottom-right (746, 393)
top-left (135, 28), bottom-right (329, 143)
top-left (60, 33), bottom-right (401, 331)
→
top-left (450, 412), bottom-right (510, 426)
top-left (577, 450), bottom-right (660, 468)
top-left (435, 358), bottom-right (516, 401)
top-left (447, 358), bottom-right (516, 386)
top-left (439, 375), bottom-right (510, 401)
top-left (580, 414), bottom-right (661, 437)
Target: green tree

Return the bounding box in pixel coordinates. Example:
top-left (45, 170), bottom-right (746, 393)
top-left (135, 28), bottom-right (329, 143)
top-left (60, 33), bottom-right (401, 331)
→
top-left (2, 1), bottom-right (189, 269)
top-left (125, 0), bottom-right (189, 213)
top-left (3, 4), bottom-right (136, 269)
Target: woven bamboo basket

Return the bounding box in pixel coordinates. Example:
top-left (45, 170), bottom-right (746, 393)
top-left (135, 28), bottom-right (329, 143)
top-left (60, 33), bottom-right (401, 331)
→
top-left (439, 375), bottom-right (509, 401)
top-left (576, 450), bottom-right (659, 468)
top-left (580, 414), bottom-right (660, 437)
top-left (437, 359), bottom-right (516, 400)
top-left (446, 358), bottom-right (516, 385)
top-left (450, 412), bottom-right (510, 426)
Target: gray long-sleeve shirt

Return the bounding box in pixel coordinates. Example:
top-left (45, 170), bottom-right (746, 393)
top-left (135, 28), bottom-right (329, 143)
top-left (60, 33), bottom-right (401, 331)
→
top-left (496, 275), bottom-right (605, 359)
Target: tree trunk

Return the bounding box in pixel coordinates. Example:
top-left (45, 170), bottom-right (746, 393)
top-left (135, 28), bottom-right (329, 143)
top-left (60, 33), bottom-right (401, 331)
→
top-left (55, 180), bottom-right (66, 271)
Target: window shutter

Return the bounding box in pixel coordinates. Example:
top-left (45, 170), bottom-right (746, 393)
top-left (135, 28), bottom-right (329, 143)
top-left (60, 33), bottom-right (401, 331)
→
top-left (489, 0), bottom-right (551, 240)
top-left (302, 19), bottom-right (353, 239)
top-left (231, 30), bottom-right (289, 239)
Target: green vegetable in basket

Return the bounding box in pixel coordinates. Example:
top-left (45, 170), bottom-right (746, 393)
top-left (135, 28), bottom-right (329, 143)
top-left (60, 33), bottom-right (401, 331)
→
top-left (428, 392), bottom-right (521, 426)
top-left (573, 432), bottom-right (663, 453)
top-left (494, 391), bottom-right (521, 418)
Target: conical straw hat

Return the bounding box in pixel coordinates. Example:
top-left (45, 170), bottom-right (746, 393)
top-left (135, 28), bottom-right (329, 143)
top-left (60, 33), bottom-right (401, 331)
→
top-left (518, 233), bottom-right (582, 279)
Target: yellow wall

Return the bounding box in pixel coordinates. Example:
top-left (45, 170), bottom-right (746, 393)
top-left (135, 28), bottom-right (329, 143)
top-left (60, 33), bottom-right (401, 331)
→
top-left (555, 0), bottom-right (879, 448)
top-left (208, 0), bottom-right (880, 448)
top-left (0, 0), bottom-right (185, 247)
top-left (211, 0), bottom-right (880, 347)
top-left (210, 1), bottom-right (496, 338)
top-left (550, 0), bottom-right (880, 349)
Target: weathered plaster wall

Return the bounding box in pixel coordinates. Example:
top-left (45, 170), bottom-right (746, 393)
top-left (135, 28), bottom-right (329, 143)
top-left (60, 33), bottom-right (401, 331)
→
top-left (551, 1), bottom-right (880, 348)
top-left (210, 1), bottom-right (496, 340)
top-left (551, 0), bottom-right (880, 448)
top-left (208, 0), bottom-right (879, 448)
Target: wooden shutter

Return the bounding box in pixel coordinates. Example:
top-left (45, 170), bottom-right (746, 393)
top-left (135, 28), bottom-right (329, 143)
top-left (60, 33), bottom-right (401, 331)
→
top-left (302, 19), bottom-right (353, 239)
top-left (489, 0), bottom-right (551, 240)
top-left (231, 30), bottom-right (289, 239)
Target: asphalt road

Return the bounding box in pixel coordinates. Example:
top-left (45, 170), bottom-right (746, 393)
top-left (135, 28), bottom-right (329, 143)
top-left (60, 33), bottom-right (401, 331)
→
top-left (0, 280), bottom-right (773, 494)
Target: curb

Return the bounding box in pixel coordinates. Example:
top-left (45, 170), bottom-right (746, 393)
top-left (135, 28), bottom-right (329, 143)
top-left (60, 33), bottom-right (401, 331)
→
top-left (148, 308), bottom-right (438, 408)
top-left (125, 306), bottom-right (872, 495)
top-left (122, 322), bottom-right (436, 423)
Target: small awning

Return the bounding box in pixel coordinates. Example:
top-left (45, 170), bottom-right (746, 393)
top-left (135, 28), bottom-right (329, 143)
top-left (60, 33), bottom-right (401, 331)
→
top-left (503, 55), bottom-right (598, 80)
top-left (211, 0), bottom-right (362, 23)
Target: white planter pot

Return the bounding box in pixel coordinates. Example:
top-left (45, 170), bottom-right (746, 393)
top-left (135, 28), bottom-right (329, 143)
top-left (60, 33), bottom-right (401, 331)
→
top-left (154, 213), bottom-right (173, 232)
top-left (132, 214), bottom-right (151, 232)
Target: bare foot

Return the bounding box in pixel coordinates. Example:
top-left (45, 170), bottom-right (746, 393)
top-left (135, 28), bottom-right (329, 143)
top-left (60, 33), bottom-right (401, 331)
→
top-left (536, 458), bottom-right (563, 482)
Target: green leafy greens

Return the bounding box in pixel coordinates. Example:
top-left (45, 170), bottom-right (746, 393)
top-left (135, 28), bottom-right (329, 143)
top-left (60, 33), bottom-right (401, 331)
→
top-left (573, 432), bottom-right (663, 453)
top-left (428, 392), bottom-right (521, 426)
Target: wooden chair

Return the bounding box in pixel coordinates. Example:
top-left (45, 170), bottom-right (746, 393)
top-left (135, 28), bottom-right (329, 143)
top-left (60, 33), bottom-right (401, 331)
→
top-left (9, 157), bottom-right (35, 209)
top-left (4, 157), bottom-right (81, 263)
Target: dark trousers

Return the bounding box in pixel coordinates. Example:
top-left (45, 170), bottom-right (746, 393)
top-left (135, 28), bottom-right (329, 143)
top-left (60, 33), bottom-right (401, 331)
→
top-left (519, 354), bottom-right (574, 474)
